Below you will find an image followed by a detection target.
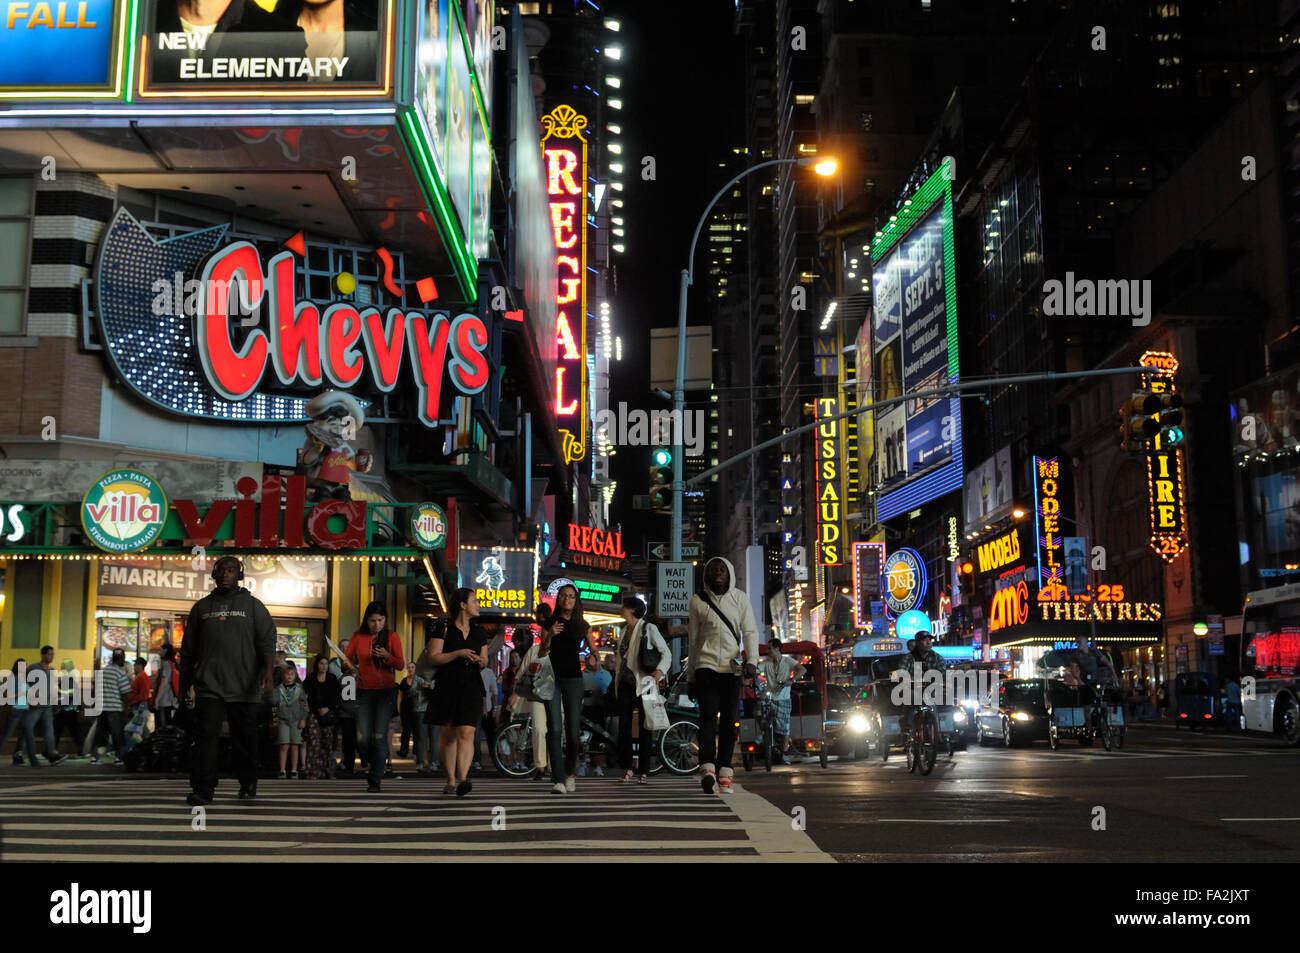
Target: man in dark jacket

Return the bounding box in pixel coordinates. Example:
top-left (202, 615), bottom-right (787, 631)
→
top-left (179, 556), bottom-right (276, 805)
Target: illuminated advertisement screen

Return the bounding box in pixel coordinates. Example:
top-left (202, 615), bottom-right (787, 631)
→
top-left (139, 0), bottom-right (392, 97)
top-left (869, 161), bottom-right (962, 521)
top-left (415, 0), bottom-right (449, 176)
top-left (541, 104), bottom-right (589, 464)
top-left (458, 545), bottom-right (537, 615)
top-left (0, 0), bottom-right (126, 96)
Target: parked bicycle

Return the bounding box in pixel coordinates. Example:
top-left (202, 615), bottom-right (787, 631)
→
top-left (493, 704), bottom-right (700, 777)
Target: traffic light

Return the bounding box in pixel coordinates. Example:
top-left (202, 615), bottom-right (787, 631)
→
top-left (1119, 391), bottom-right (1161, 452)
top-left (1155, 392), bottom-right (1184, 447)
top-left (648, 447), bottom-right (673, 513)
top-left (957, 559), bottom-right (975, 598)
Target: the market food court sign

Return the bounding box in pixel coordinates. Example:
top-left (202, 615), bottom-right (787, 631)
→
top-left (95, 209), bottom-right (489, 428)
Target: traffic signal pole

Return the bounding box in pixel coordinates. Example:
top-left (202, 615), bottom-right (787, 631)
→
top-left (684, 366), bottom-right (1152, 487)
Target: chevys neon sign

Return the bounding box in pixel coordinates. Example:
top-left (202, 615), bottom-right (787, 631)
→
top-left (194, 242), bottom-right (489, 427)
top-left (541, 104), bottom-right (589, 464)
top-left (93, 208), bottom-right (488, 427)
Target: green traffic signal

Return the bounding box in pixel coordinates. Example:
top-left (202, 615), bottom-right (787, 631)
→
top-left (653, 448), bottom-right (672, 466)
top-left (1165, 426), bottom-right (1185, 447)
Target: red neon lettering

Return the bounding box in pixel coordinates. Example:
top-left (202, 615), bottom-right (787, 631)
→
top-left (580, 526), bottom-right (593, 552)
top-left (323, 304), bottom-right (364, 387)
top-left (267, 252), bottom-right (321, 385)
top-left (306, 499), bottom-right (367, 550)
top-left (568, 524), bottom-right (581, 550)
top-left (556, 366), bottom-right (578, 416)
top-left (558, 278), bottom-right (581, 304)
top-left (550, 202), bottom-right (578, 249)
top-left (448, 315), bottom-right (490, 393)
top-left (174, 500), bottom-right (236, 547)
top-left (556, 312), bottom-right (580, 359)
top-left (406, 314), bottom-right (452, 427)
top-left (361, 308), bottom-right (405, 391)
top-left (199, 243), bottom-right (268, 401)
top-left (545, 148), bottom-right (581, 196)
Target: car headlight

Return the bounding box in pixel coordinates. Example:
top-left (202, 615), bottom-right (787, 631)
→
top-left (1012, 711), bottom-right (1032, 722)
top-left (961, 698), bottom-right (979, 710)
top-left (953, 710), bottom-right (967, 724)
top-left (848, 713), bottom-right (869, 734)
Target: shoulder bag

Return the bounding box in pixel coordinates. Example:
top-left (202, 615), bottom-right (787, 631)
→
top-left (698, 591), bottom-right (746, 675)
top-left (637, 622), bottom-right (662, 674)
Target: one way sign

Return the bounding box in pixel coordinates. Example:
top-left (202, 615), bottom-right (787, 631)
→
top-left (648, 541), bottom-right (702, 561)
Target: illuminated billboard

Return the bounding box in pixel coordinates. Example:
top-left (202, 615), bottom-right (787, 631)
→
top-left (541, 103), bottom-right (589, 464)
top-left (139, 0), bottom-right (392, 97)
top-left (868, 161), bottom-right (962, 521)
top-left (458, 545), bottom-right (537, 615)
top-left (1139, 351), bottom-right (1188, 562)
top-left (816, 395), bottom-right (844, 565)
top-left (0, 0), bottom-right (127, 97)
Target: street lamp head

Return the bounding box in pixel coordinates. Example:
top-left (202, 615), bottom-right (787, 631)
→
top-left (1013, 508), bottom-right (1027, 519)
top-left (796, 156), bottom-right (839, 176)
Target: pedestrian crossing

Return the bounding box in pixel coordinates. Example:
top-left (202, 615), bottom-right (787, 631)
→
top-left (0, 773), bottom-right (830, 863)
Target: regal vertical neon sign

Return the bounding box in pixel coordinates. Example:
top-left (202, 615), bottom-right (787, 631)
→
top-left (541, 104), bottom-right (589, 464)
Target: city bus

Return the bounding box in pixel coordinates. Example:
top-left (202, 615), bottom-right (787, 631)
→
top-left (1240, 583), bottom-right (1300, 744)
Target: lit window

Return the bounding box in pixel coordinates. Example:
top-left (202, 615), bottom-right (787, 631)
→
top-left (605, 46), bottom-right (622, 60)
top-left (607, 76), bottom-right (621, 89)
top-left (608, 98), bottom-right (623, 110)
top-left (607, 123), bottom-right (621, 134)
top-left (604, 18), bottom-right (620, 31)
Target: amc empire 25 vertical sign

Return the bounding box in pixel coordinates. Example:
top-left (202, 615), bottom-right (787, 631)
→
top-left (1140, 351), bottom-right (1188, 562)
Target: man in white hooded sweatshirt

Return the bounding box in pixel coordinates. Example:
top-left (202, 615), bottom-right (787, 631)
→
top-left (687, 557), bottom-right (759, 794)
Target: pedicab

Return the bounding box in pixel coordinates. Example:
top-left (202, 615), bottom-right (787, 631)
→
top-left (1038, 649), bottom-right (1126, 750)
top-left (1174, 671), bottom-right (1221, 730)
top-left (742, 641), bottom-right (832, 767)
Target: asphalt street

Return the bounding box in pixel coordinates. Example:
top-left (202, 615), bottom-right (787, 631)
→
top-left (738, 725), bottom-right (1300, 862)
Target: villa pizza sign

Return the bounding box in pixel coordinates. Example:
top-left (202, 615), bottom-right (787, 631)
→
top-left (94, 208), bottom-right (489, 427)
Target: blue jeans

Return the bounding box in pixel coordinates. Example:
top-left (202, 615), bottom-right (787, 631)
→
top-left (415, 719), bottom-right (439, 769)
top-left (355, 688), bottom-right (395, 786)
top-left (544, 677), bottom-right (585, 783)
top-left (0, 707), bottom-right (35, 760)
top-left (30, 705), bottom-right (59, 760)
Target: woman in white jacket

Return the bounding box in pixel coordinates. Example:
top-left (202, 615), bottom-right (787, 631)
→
top-left (612, 597), bottom-right (671, 783)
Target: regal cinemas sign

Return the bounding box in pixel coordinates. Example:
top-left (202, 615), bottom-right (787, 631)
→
top-left (568, 523), bottom-right (626, 571)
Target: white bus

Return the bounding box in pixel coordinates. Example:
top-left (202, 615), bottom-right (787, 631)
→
top-left (1240, 583), bottom-right (1300, 745)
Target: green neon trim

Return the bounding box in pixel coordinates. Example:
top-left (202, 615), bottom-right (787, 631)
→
top-left (124, 0), bottom-right (138, 103)
top-left (399, 108), bottom-right (476, 300)
top-left (870, 158), bottom-right (960, 383)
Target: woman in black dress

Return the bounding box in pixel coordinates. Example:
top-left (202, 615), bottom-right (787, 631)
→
top-left (541, 584), bottom-right (596, 795)
top-left (426, 587), bottom-right (488, 797)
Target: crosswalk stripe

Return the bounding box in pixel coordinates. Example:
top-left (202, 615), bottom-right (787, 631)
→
top-left (0, 774), bottom-right (826, 862)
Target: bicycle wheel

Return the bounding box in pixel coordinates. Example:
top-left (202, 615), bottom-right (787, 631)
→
top-left (877, 715), bottom-right (889, 762)
top-left (763, 722), bottom-right (774, 771)
top-left (918, 711), bottom-right (938, 775)
top-left (658, 720), bottom-right (699, 775)
top-left (1097, 710), bottom-right (1113, 752)
top-left (492, 722), bottom-right (535, 778)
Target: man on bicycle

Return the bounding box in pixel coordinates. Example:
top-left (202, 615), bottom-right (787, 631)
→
top-left (899, 632), bottom-right (947, 742)
top-left (1074, 637), bottom-right (1117, 730)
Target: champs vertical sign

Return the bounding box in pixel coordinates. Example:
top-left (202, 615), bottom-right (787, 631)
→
top-left (816, 396), bottom-right (844, 565)
top-left (1140, 350), bottom-right (1188, 562)
top-left (541, 104), bottom-right (589, 464)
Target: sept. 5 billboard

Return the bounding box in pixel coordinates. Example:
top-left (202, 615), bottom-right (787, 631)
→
top-left (869, 160), bottom-right (963, 521)
top-left (139, 0), bottom-right (391, 97)
top-left (0, 0), bottom-right (127, 96)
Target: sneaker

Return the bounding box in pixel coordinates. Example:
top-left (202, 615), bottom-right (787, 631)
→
top-left (551, 782), bottom-right (566, 795)
top-left (11, 754), bottom-right (23, 766)
top-left (186, 792), bottom-right (213, 807)
top-left (278, 770), bottom-right (287, 779)
top-left (237, 786), bottom-right (257, 800)
top-left (289, 770), bottom-right (299, 779)
top-left (700, 763), bottom-right (717, 794)
top-left (48, 754), bottom-right (68, 766)
top-left (719, 767), bottom-right (734, 794)
top-left (366, 781), bottom-right (381, 793)
top-left (565, 776), bottom-right (576, 793)
top-left (89, 756), bottom-right (100, 765)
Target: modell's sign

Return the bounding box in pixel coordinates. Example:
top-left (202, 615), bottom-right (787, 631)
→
top-left (95, 209), bottom-right (488, 428)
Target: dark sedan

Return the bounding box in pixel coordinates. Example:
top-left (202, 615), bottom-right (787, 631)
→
top-left (976, 678), bottom-right (1050, 747)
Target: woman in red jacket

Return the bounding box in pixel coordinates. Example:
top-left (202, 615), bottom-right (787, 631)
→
top-left (342, 601), bottom-right (405, 793)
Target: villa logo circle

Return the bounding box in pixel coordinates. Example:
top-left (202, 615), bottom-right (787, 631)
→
top-left (81, 468), bottom-right (168, 554)
top-left (410, 502), bottom-right (448, 549)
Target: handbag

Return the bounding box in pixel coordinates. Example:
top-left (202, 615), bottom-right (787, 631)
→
top-left (637, 622), bottom-right (661, 674)
top-left (640, 680), bottom-right (670, 731)
top-left (514, 655), bottom-right (555, 702)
